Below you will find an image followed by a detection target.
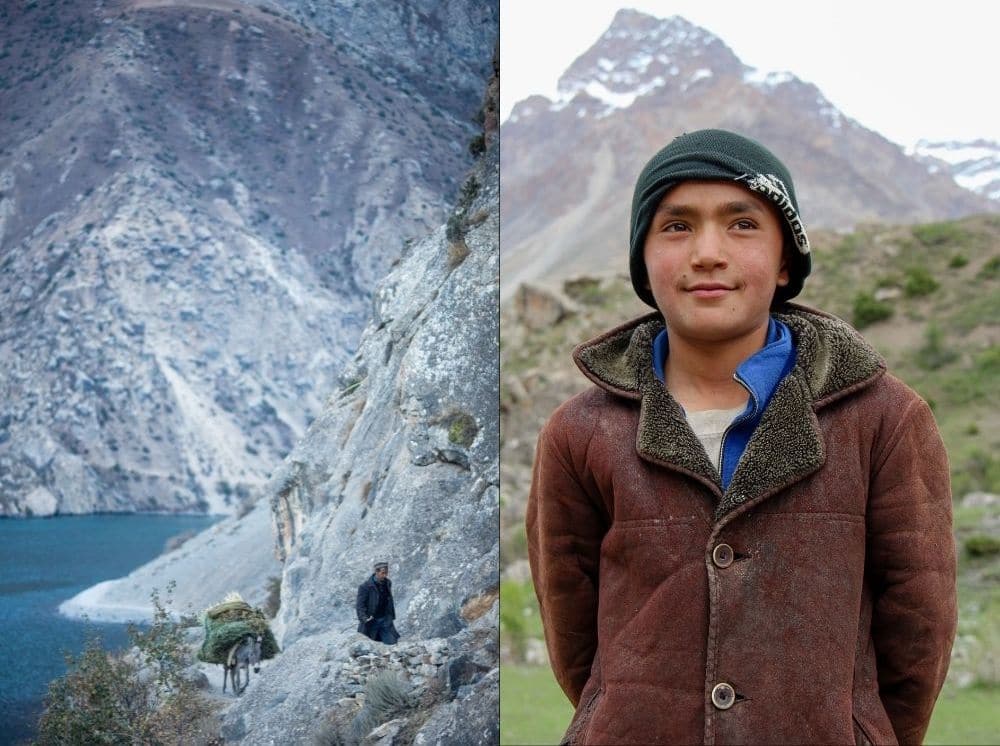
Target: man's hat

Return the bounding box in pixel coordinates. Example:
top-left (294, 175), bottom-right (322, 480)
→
top-left (374, 561), bottom-right (389, 571)
top-left (629, 128), bottom-right (811, 307)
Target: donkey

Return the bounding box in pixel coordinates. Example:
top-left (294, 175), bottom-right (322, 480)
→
top-left (223, 633), bottom-right (262, 695)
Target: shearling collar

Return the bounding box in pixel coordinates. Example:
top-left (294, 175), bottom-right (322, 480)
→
top-left (572, 303), bottom-right (886, 519)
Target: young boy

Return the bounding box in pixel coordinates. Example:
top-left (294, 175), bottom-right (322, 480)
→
top-left (526, 129), bottom-right (957, 745)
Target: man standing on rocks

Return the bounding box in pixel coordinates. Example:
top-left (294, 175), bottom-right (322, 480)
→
top-left (356, 561), bottom-right (399, 644)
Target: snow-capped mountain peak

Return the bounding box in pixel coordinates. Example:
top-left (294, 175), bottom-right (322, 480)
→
top-left (912, 139), bottom-right (1000, 199)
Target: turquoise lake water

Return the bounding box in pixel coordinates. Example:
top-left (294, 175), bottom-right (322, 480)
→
top-left (0, 514), bottom-right (219, 745)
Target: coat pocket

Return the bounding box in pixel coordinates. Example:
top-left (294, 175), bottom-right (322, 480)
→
top-left (560, 684), bottom-right (605, 746)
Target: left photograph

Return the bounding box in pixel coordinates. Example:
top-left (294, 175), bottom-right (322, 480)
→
top-left (0, 1), bottom-right (499, 743)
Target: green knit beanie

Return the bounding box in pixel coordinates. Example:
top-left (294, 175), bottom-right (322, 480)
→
top-left (629, 128), bottom-right (811, 307)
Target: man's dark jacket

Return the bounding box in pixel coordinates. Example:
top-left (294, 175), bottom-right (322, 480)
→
top-left (356, 575), bottom-right (397, 635)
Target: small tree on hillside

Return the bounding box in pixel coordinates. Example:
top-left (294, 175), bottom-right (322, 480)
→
top-left (36, 583), bottom-right (215, 745)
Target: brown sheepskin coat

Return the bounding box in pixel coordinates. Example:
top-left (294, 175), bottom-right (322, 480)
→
top-left (526, 305), bottom-right (957, 745)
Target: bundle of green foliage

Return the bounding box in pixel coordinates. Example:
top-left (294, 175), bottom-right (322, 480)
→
top-left (197, 593), bottom-right (279, 664)
top-left (36, 584), bottom-right (213, 744)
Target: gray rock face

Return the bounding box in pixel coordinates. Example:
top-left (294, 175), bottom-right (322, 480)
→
top-left (0, 1), bottom-right (488, 516)
top-left (221, 133), bottom-right (499, 744)
top-left (271, 0), bottom-right (499, 124)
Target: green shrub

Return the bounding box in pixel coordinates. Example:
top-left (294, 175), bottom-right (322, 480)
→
top-left (916, 324), bottom-right (958, 370)
top-left (955, 449), bottom-right (1000, 496)
top-left (564, 277), bottom-right (604, 305)
top-left (37, 584), bottom-right (213, 744)
top-left (976, 345), bottom-right (1000, 376)
top-left (852, 292), bottom-right (893, 329)
top-left (949, 254), bottom-right (969, 268)
top-left (903, 266), bottom-right (940, 297)
top-left (979, 256), bottom-right (1000, 280)
top-left (36, 635), bottom-right (149, 744)
top-left (350, 670), bottom-right (414, 742)
top-left (913, 221), bottom-right (970, 247)
top-left (964, 534), bottom-right (1000, 558)
top-left (500, 579), bottom-right (542, 663)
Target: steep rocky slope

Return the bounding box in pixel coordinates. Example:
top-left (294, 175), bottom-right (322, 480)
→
top-left (500, 9), bottom-right (997, 299)
top-left (0, 0), bottom-right (497, 516)
top-left (62, 57), bottom-right (500, 743)
top-left (222, 128), bottom-right (498, 745)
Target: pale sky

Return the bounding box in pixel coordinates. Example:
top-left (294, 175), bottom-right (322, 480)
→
top-left (500, 1), bottom-right (1000, 147)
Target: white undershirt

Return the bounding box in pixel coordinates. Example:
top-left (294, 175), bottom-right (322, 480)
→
top-left (685, 406), bottom-right (746, 471)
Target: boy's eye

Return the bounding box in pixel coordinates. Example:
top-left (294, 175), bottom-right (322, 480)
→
top-left (662, 222), bottom-right (689, 233)
top-left (732, 219), bottom-right (757, 230)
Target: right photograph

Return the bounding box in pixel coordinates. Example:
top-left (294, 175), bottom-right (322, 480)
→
top-left (499, 3), bottom-right (1000, 745)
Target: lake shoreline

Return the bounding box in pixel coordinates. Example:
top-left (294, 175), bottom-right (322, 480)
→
top-left (0, 513), bottom-right (226, 745)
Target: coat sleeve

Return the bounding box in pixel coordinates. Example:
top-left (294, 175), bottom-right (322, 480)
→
top-left (526, 407), bottom-right (609, 707)
top-left (356, 584), bottom-right (368, 624)
top-left (866, 393), bottom-right (957, 744)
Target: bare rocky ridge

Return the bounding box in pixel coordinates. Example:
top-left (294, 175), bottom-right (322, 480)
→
top-left (500, 9), bottom-right (998, 300)
top-left (0, 0), bottom-right (497, 516)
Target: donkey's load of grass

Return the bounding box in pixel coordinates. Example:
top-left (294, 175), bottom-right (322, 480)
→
top-left (197, 593), bottom-right (280, 664)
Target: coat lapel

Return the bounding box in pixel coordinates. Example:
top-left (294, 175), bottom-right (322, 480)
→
top-left (635, 341), bottom-right (723, 495)
top-left (716, 367), bottom-right (824, 519)
top-left (573, 305), bottom-right (885, 521)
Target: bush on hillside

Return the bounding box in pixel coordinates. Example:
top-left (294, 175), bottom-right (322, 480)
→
top-left (564, 277), bottom-right (604, 305)
top-left (903, 266), bottom-right (940, 297)
top-left (916, 324), bottom-right (958, 370)
top-left (36, 584), bottom-right (213, 744)
top-left (350, 670), bottom-right (414, 742)
top-left (913, 221), bottom-right (970, 248)
top-left (852, 292), bottom-right (893, 329)
top-left (954, 449), bottom-right (1000, 498)
top-left (964, 534), bottom-right (1000, 558)
top-left (979, 256), bottom-right (1000, 280)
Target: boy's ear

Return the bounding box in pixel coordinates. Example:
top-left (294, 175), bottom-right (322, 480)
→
top-left (777, 243), bottom-right (791, 287)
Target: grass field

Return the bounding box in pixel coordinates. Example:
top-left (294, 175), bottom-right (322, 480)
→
top-left (500, 664), bottom-right (1000, 746)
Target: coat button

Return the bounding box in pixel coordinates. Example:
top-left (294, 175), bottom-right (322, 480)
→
top-left (711, 682), bottom-right (736, 710)
top-left (712, 543), bottom-right (734, 568)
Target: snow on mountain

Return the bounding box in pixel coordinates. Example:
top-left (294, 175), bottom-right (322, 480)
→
top-left (500, 9), bottom-right (996, 299)
top-left (912, 140), bottom-right (1000, 200)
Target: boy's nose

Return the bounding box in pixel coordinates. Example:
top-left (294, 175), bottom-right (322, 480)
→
top-left (690, 229), bottom-right (728, 269)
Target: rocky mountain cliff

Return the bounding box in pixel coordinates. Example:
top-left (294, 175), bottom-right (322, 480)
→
top-left (0, 0), bottom-right (497, 516)
top-left (500, 9), bottom-right (997, 299)
top-left (61, 53), bottom-right (500, 744)
top-left (224, 112), bottom-right (498, 746)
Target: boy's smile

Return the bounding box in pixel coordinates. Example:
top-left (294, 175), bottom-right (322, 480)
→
top-left (642, 180), bottom-right (789, 349)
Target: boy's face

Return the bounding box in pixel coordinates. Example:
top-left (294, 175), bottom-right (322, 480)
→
top-left (642, 180), bottom-right (789, 346)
